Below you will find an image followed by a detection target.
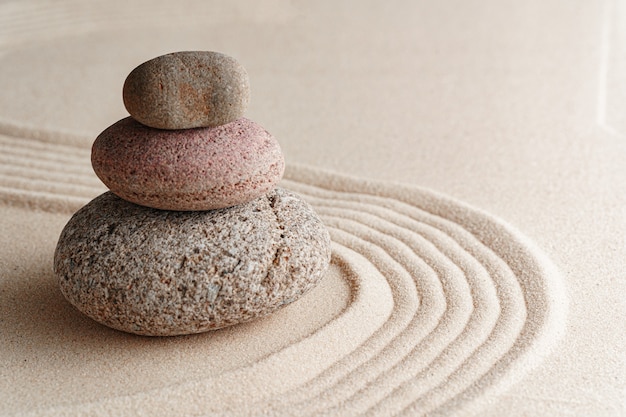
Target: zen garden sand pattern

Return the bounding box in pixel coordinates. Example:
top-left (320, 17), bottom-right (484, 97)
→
top-left (3, 1), bottom-right (625, 416)
top-left (0, 127), bottom-right (565, 414)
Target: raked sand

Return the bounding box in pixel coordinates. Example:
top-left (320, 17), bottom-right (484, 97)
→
top-left (0, 1), bottom-right (624, 416)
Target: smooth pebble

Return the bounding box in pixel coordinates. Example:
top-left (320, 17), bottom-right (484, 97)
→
top-left (123, 51), bottom-right (250, 129)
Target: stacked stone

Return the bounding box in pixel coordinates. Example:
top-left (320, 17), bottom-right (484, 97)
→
top-left (54, 51), bottom-right (331, 336)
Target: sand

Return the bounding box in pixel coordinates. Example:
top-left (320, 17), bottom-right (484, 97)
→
top-left (0, 1), bottom-right (624, 416)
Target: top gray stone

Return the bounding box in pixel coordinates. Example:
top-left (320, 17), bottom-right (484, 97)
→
top-left (123, 51), bottom-right (250, 130)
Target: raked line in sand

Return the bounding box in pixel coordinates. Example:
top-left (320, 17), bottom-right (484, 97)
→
top-left (0, 131), bottom-right (567, 416)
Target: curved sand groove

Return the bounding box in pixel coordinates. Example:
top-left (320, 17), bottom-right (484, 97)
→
top-left (0, 134), bottom-right (105, 210)
top-left (242, 188), bottom-right (514, 416)
top-left (285, 207), bottom-right (506, 415)
top-left (277, 173), bottom-right (564, 416)
top-left (0, 136), bottom-right (566, 416)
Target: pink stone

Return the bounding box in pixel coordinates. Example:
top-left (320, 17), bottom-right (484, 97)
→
top-left (91, 117), bottom-right (284, 211)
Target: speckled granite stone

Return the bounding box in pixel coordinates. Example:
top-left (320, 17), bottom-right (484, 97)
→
top-left (53, 188), bottom-right (331, 336)
top-left (123, 51), bottom-right (250, 129)
top-left (91, 117), bottom-right (284, 211)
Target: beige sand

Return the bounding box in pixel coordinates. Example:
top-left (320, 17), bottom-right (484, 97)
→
top-left (0, 0), bottom-right (624, 416)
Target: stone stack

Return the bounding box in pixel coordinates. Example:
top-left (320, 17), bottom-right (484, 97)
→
top-left (54, 51), bottom-right (331, 336)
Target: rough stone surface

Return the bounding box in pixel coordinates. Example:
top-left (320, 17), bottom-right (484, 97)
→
top-left (91, 117), bottom-right (285, 211)
top-left (54, 188), bottom-right (332, 336)
top-left (123, 51), bottom-right (250, 129)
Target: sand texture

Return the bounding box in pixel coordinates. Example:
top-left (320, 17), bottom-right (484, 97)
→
top-left (1, 1), bottom-right (625, 416)
top-left (0, 129), bottom-right (565, 415)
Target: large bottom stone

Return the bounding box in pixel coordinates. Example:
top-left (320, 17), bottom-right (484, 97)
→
top-left (53, 188), bottom-right (331, 336)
